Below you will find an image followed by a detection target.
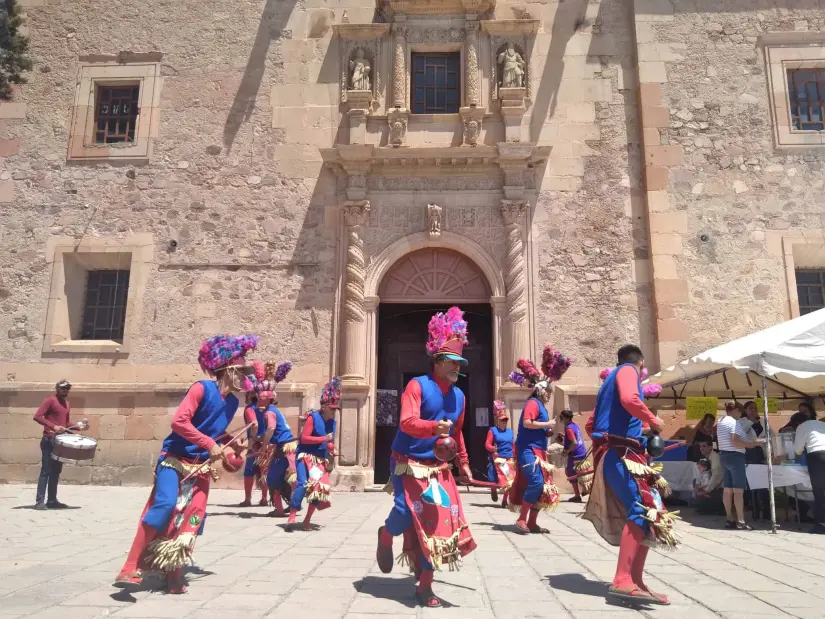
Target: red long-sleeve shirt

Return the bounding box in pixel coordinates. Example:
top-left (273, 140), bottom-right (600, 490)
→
top-left (33, 395), bottom-right (71, 437)
top-left (616, 365), bottom-right (657, 431)
top-left (301, 414), bottom-right (335, 454)
top-left (399, 377), bottom-right (469, 468)
top-left (170, 382), bottom-right (217, 452)
top-left (243, 406), bottom-right (276, 438)
top-left (484, 429), bottom-right (515, 457)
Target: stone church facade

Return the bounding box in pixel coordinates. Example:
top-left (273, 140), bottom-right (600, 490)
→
top-left (0, 0), bottom-right (823, 488)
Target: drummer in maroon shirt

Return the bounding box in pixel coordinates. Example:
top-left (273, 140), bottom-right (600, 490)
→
top-left (32, 380), bottom-right (72, 509)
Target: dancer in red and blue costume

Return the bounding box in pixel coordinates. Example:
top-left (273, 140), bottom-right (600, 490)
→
top-left (114, 334), bottom-right (258, 594)
top-left (508, 345), bottom-right (572, 534)
top-left (375, 307), bottom-right (476, 609)
top-left (257, 361), bottom-right (298, 517)
top-left (583, 344), bottom-right (676, 606)
top-left (239, 369), bottom-right (273, 507)
top-left (286, 376), bottom-right (339, 530)
top-left (485, 400), bottom-right (515, 507)
top-left (560, 409), bottom-right (588, 503)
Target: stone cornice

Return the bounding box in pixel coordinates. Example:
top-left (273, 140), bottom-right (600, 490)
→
top-left (321, 144), bottom-right (549, 176)
top-left (480, 19), bottom-right (541, 36)
top-left (332, 23), bottom-right (391, 41)
top-left (377, 0), bottom-right (496, 16)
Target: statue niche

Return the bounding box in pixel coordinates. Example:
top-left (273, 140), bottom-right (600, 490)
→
top-left (349, 47), bottom-right (372, 92)
top-left (497, 42), bottom-right (526, 90)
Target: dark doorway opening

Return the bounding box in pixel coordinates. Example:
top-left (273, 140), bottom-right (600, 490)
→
top-left (374, 303), bottom-right (494, 484)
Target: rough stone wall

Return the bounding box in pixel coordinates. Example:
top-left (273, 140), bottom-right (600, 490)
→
top-left (524, 0), bottom-right (651, 373)
top-left (0, 0), bottom-right (348, 484)
top-left (636, 0), bottom-right (825, 365)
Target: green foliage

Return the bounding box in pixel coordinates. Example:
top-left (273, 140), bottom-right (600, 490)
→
top-left (0, 0), bottom-right (33, 100)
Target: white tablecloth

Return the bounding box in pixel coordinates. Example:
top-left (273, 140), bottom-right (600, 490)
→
top-left (745, 464), bottom-right (812, 491)
top-left (660, 461), bottom-right (699, 492)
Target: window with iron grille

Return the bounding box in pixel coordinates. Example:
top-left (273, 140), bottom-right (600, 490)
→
top-left (796, 269), bottom-right (825, 315)
top-left (94, 85), bottom-right (140, 144)
top-left (81, 270), bottom-right (130, 341)
top-left (411, 53), bottom-right (460, 114)
top-left (787, 69), bottom-right (825, 131)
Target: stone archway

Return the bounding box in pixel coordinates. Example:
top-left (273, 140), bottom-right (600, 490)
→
top-left (378, 247), bottom-right (491, 304)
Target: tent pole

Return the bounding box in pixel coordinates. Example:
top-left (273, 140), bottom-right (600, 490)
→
top-left (761, 374), bottom-right (777, 534)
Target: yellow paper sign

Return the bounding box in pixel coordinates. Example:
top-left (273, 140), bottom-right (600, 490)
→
top-left (686, 397), bottom-right (718, 421)
top-left (754, 397), bottom-right (779, 415)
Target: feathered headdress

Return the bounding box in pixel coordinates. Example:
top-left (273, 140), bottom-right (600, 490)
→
top-left (509, 344), bottom-right (572, 395)
top-left (198, 334), bottom-right (259, 376)
top-left (320, 376), bottom-right (342, 408)
top-left (253, 360), bottom-right (293, 402)
top-left (599, 367), bottom-right (611, 382)
top-left (493, 399), bottom-right (508, 420)
top-left (642, 383), bottom-right (662, 398)
top-left (426, 306), bottom-right (469, 364)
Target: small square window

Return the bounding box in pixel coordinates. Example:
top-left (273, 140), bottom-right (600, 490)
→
top-left (94, 85), bottom-right (140, 144)
top-left (787, 69), bottom-right (825, 132)
top-left (411, 53), bottom-right (460, 115)
top-left (81, 270), bottom-right (130, 341)
top-left (795, 269), bottom-right (825, 315)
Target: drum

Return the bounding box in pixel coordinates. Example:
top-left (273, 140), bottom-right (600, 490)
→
top-left (51, 434), bottom-right (98, 463)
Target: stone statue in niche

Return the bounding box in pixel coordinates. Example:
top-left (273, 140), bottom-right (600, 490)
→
top-left (349, 48), bottom-right (371, 91)
top-left (428, 204), bottom-right (443, 238)
top-left (498, 43), bottom-right (525, 88)
top-left (464, 119), bottom-right (480, 146)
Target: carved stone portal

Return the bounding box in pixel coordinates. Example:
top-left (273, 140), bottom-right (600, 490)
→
top-left (427, 203), bottom-right (443, 238)
top-left (340, 200), bottom-right (371, 381)
top-left (500, 199), bottom-right (529, 379)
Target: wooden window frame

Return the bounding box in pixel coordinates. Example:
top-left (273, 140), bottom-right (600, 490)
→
top-left (67, 54), bottom-right (163, 163)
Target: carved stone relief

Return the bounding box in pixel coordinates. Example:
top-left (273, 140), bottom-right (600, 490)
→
top-left (497, 42), bottom-right (526, 89)
top-left (349, 47), bottom-right (372, 91)
top-left (427, 203), bottom-right (443, 238)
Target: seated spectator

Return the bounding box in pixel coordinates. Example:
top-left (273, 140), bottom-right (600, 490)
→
top-left (694, 439), bottom-right (724, 515)
top-left (693, 458), bottom-right (712, 498)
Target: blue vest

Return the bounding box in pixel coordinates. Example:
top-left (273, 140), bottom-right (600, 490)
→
top-left (268, 405), bottom-right (295, 445)
top-left (593, 364), bottom-right (644, 440)
top-left (251, 406), bottom-right (267, 437)
top-left (391, 374), bottom-right (465, 461)
top-left (162, 380), bottom-right (240, 459)
top-left (490, 426), bottom-right (514, 458)
top-left (564, 421), bottom-right (587, 459)
top-left (298, 410), bottom-right (336, 459)
top-left (516, 397), bottom-right (550, 452)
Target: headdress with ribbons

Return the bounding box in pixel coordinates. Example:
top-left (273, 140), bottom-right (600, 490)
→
top-left (493, 399), bottom-right (508, 421)
top-left (198, 334), bottom-right (259, 376)
top-left (320, 376), bottom-right (342, 409)
top-left (247, 360), bottom-right (293, 401)
top-left (426, 306), bottom-right (469, 366)
top-left (508, 344), bottom-right (572, 395)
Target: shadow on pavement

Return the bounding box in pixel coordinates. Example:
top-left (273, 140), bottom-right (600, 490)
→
top-left (546, 573), bottom-right (607, 598)
top-left (355, 575), bottom-right (420, 608)
top-left (12, 504), bottom-right (81, 510)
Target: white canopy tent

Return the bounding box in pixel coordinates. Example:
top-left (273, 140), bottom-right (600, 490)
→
top-left (645, 307), bottom-right (825, 533)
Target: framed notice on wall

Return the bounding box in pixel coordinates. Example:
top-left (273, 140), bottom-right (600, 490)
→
top-left (376, 389), bottom-right (398, 426)
top-left (475, 407), bottom-right (489, 427)
top-left (686, 397), bottom-right (718, 421)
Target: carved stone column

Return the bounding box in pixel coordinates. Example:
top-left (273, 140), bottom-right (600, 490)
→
top-left (340, 200), bottom-right (371, 381)
top-left (465, 19), bottom-right (480, 107)
top-left (392, 21), bottom-right (406, 108)
top-left (500, 199), bottom-right (529, 375)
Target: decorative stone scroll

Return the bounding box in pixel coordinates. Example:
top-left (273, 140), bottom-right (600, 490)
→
top-left (388, 107), bottom-right (409, 147)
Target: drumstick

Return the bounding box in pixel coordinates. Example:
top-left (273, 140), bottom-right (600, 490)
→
top-left (180, 422), bottom-right (254, 483)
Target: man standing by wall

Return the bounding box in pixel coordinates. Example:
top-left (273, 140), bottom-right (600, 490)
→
top-left (32, 380), bottom-right (72, 510)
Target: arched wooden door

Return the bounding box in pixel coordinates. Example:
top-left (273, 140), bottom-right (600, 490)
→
top-left (374, 248), bottom-right (494, 483)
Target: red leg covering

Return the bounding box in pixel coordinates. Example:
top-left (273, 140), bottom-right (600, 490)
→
top-left (271, 491), bottom-right (285, 515)
top-left (515, 501), bottom-right (532, 532)
top-left (380, 527), bottom-right (394, 546)
top-left (167, 567), bottom-right (187, 594)
top-left (573, 483), bottom-right (581, 498)
top-left (287, 508), bottom-right (297, 524)
top-left (259, 484), bottom-right (269, 506)
top-left (243, 476), bottom-right (254, 503)
top-left (119, 522), bottom-right (157, 575)
top-left (417, 569), bottom-right (434, 593)
top-left (527, 508), bottom-right (539, 528)
top-left (612, 522), bottom-right (644, 590)
top-left (303, 504), bottom-right (317, 530)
